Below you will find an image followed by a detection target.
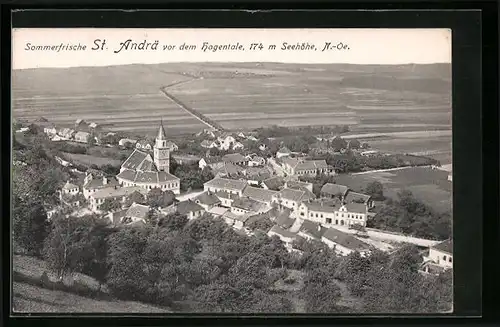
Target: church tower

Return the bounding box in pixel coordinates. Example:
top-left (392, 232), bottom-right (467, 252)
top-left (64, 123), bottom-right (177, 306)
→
top-left (153, 120), bottom-right (170, 172)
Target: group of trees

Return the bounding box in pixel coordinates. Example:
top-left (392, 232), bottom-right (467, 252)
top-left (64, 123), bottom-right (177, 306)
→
top-left (170, 159), bottom-right (215, 192)
top-left (368, 190), bottom-right (451, 240)
top-left (253, 125), bottom-right (350, 139)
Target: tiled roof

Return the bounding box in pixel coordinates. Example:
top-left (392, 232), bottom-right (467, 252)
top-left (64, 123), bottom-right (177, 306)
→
top-left (204, 177), bottom-right (248, 192)
top-left (74, 131), bottom-right (90, 139)
top-left (262, 176), bottom-right (285, 190)
top-left (222, 153), bottom-right (247, 163)
top-left (268, 225), bottom-right (296, 239)
top-left (344, 202), bottom-right (367, 214)
top-left (302, 201), bottom-right (338, 213)
top-left (125, 203), bottom-right (150, 220)
top-left (296, 160), bottom-right (328, 171)
top-left (122, 149), bottom-right (149, 171)
top-left (214, 190), bottom-right (240, 200)
top-left (223, 210), bottom-right (250, 223)
top-left (321, 183), bottom-right (350, 196)
top-left (117, 169), bottom-right (179, 184)
top-left (92, 186), bottom-right (148, 200)
top-left (344, 191), bottom-right (371, 203)
top-left (275, 209), bottom-right (295, 229)
top-left (177, 200), bottom-right (204, 215)
top-left (242, 186), bottom-right (277, 203)
top-left (300, 220), bottom-right (327, 239)
top-left (275, 188), bottom-right (315, 202)
top-left (232, 197), bottom-right (265, 212)
top-left (84, 176), bottom-right (119, 190)
top-left (194, 191), bottom-right (221, 206)
top-left (432, 239), bottom-right (452, 254)
top-left (322, 228), bottom-right (371, 251)
top-left (157, 121), bottom-right (167, 140)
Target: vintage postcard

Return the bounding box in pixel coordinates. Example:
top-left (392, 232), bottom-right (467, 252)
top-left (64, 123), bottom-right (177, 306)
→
top-left (11, 28), bottom-right (452, 314)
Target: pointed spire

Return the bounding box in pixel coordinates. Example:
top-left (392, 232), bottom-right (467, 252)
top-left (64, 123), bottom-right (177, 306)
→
top-left (157, 119), bottom-right (167, 140)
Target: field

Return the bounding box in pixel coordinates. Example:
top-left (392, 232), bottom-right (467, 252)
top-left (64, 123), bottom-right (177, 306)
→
top-left (334, 167), bottom-right (452, 213)
top-left (13, 282), bottom-right (170, 313)
top-left (62, 152), bottom-right (122, 167)
top-left (13, 62), bottom-right (451, 157)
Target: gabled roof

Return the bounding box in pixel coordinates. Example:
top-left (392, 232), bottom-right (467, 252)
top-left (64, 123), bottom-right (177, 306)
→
top-left (204, 177), bottom-right (248, 192)
top-left (117, 169), bottom-right (179, 184)
top-left (125, 203), bottom-right (150, 220)
top-left (299, 220), bottom-right (327, 239)
top-left (268, 225), bottom-right (296, 239)
top-left (194, 191), bottom-right (221, 206)
top-left (322, 228), bottom-right (371, 251)
top-left (274, 188), bottom-right (316, 202)
top-left (177, 200), bottom-right (204, 215)
top-left (321, 183), bottom-right (350, 196)
top-left (275, 209), bottom-right (295, 229)
top-left (92, 186), bottom-right (148, 200)
top-left (344, 191), bottom-right (371, 204)
top-left (302, 200), bottom-right (339, 213)
top-left (344, 202), bottom-right (367, 214)
top-left (242, 186), bottom-right (277, 203)
top-left (222, 153), bottom-right (248, 163)
top-left (232, 197), bottom-right (265, 213)
top-left (262, 176), bottom-right (285, 190)
top-left (295, 160), bottom-right (329, 171)
top-left (432, 239), bottom-right (452, 255)
top-left (214, 190), bottom-right (240, 200)
top-left (121, 149), bottom-right (149, 171)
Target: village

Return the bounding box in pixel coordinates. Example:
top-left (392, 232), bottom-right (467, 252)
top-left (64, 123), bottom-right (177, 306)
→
top-left (13, 117), bottom-right (453, 278)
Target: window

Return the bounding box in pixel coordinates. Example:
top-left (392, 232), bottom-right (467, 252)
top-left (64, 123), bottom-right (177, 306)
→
top-left (449, 257), bottom-right (452, 263)
top-left (443, 255), bottom-right (447, 261)
top-left (326, 218), bottom-right (332, 224)
top-left (300, 212), bottom-right (304, 216)
top-left (315, 214), bottom-right (318, 218)
top-left (341, 214), bottom-right (344, 218)
top-left (310, 213), bottom-right (313, 217)
top-left (335, 219), bottom-right (338, 224)
top-left (341, 220), bottom-right (344, 225)
top-left (321, 214), bottom-right (324, 218)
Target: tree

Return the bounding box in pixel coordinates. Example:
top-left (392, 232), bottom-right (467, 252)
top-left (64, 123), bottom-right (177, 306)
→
top-left (147, 188), bottom-right (175, 208)
top-left (145, 208), bottom-right (161, 227)
top-left (348, 139), bottom-right (361, 149)
top-left (100, 198), bottom-right (123, 212)
top-left (12, 197), bottom-right (50, 256)
top-left (126, 191), bottom-right (146, 207)
top-left (330, 136), bottom-right (348, 152)
top-left (160, 212), bottom-right (189, 231)
top-left (365, 181), bottom-right (385, 201)
top-left (303, 269), bottom-right (343, 313)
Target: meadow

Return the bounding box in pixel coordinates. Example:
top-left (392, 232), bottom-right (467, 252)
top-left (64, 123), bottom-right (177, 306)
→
top-left (333, 166), bottom-right (452, 213)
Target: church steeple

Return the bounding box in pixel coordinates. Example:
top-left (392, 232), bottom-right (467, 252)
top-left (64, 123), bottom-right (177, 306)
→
top-left (157, 119), bottom-right (167, 141)
top-left (154, 119), bottom-right (170, 172)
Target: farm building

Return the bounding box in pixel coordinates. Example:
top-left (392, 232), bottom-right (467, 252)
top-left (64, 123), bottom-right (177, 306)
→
top-left (83, 174), bottom-right (120, 199)
top-left (267, 225), bottom-right (298, 249)
top-left (212, 162), bottom-right (245, 179)
top-left (284, 180), bottom-right (314, 193)
top-left (117, 121), bottom-right (181, 194)
top-left (199, 156), bottom-right (223, 170)
top-left (62, 181), bottom-right (79, 196)
top-left (321, 228), bottom-right (371, 257)
top-left (242, 186), bottom-right (278, 206)
top-left (217, 133), bottom-right (237, 150)
top-left (422, 239), bottom-right (453, 270)
top-left (247, 155), bottom-right (266, 167)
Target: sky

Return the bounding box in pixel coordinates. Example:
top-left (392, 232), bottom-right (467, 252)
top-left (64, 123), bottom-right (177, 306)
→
top-left (12, 28), bottom-right (451, 70)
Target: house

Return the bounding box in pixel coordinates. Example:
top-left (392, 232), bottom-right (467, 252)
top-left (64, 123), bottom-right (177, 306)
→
top-left (177, 200), bottom-right (205, 220)
top-left (276, 147), bottom-right (292, 159)
top-left (89, 122), bottom-right (99, 129)
top-left (298, 199), bottom-right (340, 226)
top-left (207, 206), bottom-right (229, 218)
top-left (335, 202), bottom-right (368, 227)
top-left (199, 156), bottom-right (224, 170)
top-left (232, 141), bottom-right (245, 151)
top-left (88, 186), bottom-right (148, 212)
top-left (193, 191), bottom-right (221, 211)
top-left (59, 128), bottom-right (76, 140)
top-left (62, 181), bottom-right (79, 196)
top-left (320, 183), bottom-right (350, 200)
top-left (298, 220), bottom-right (327, 241)
top-left (284, 180), bottom-right (313, 193)
top-left (204, 177), bottom-right (248, 197)
top-left (321, 228), bottom-right (371, 257)
top-left (423, 239), bottom-right (453, 270)
top-left (122, 203), bottom-right (150, 224)
top-left (200, 139), bottom-right (219, 149)
top-left (231, 197), bottom-right (267, 215)
top-left (218, 133), bottom-right (236, 150)
top-left (74, 131), bottom-right (91, 143)
top-left (221, 210), bottom-right (249, 228)
top-left (119, 138), bottom-right (138, 147)
top-left (272, 188), bottom-right (316, 211)
top-left (222, 153), bottom-right (248, 166)
top-left (237, 132), bottom-right (246, 139)
top-left (247, 155), bottom-right (266, 167)
top-left (281, 158), bottom-right (334, 177)
top-left (214, 190), bottom-right (240, 208)
top-left (212, 162), bottom-right (245, 179)
top-left (262, 176), bottom-right (285, 191)
top-left (43, 125), bottom-right (57, 137)
top-left (83, 173), bottom-right (120, 199)
top-left (242, 186), bottom-right (278, 206)
top-left (136, 140), bottom-right (152, 150)
top-left (259, 143), bottom-right (267, 151)
top-left (344, 191), bottom-right (374, 209)
top-left (267, 225), bottom-right (297, 248)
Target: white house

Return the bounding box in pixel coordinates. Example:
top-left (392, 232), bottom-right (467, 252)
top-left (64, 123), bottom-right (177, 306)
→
top-left (222, 153), bottom-right (248, 166)
top-left (203, 177), bottom-right (248, 197)
top-left (62, 181), bottom-right (79, 196)
top-left (199, 157), bottom-right (224, 170)
top-left (83, 174), bottom-right (120, 199)
top-left (259, 144), bottom-right (267, 151)
top-left (193, 191), bottom-right (221, 211)
top-left (119, 138), bottom-right (138, 147)
top-left (423, 239), bottom-right (453, 270)
top-left (88, 186), bottom-right (148, 212)
top-left (200, 140), bottom-right (219, 149)
top-left (44, 125), bottom-right (57, 137)
top-left (335, 203), bottom-right (368, 227)
top-left (230, 197), bottom-right (267, 216)
top-left (247, 155), bottom-right (266, 167)
top-left (232, 141), bottom-right (245, 151)
top-left (281, 157), bottom-right (334, 177)
top-left (321, 228), bottom-right (372, 257)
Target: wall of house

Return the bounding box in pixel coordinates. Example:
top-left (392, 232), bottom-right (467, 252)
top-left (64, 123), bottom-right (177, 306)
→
top-left (429, 248), bottom-right (453, 268)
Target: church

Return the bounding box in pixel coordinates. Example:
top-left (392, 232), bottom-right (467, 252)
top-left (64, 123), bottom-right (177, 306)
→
top-left (116, 121), bottom-right (181, 194)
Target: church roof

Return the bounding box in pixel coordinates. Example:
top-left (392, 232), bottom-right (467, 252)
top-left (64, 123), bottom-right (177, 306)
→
top-left (122, 149), bottom-right (149, 171)
top-left (157, 120), bottom-right (167, 140)
top-left (117, 169), bottom-right (179, 184)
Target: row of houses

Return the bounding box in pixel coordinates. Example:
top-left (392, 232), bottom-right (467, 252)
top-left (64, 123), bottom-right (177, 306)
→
top-left (44, 125), bottom-right (94, 143)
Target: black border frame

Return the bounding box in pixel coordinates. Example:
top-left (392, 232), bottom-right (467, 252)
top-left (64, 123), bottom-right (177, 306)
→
top-left (1, 2), bottom-right (498, 326)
